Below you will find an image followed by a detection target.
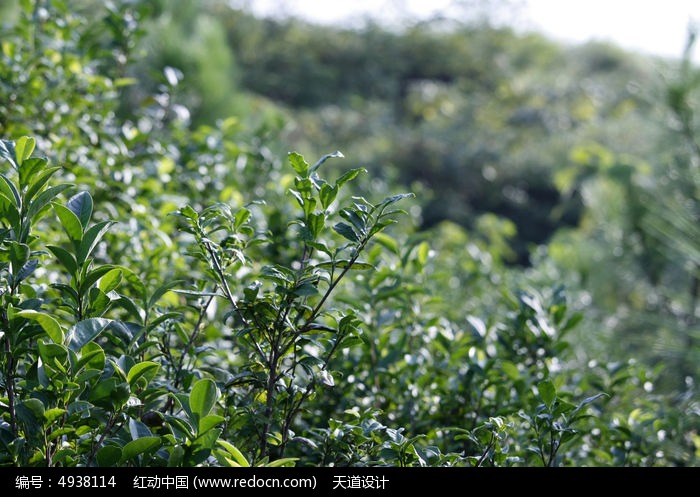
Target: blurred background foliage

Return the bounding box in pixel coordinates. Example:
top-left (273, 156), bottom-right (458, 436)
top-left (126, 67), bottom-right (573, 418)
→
top-left (0, 0), bottom-right (698, 465)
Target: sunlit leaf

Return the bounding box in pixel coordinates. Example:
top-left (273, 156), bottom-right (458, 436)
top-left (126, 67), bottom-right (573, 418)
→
top-left (190, 378), bottom-right (219, 421)
top-left (17, 310), bottom-right (64, 343)
top-left (66, 191), bottom-right (93, 229)
top-left (66, 318), bottom-right (112, 351)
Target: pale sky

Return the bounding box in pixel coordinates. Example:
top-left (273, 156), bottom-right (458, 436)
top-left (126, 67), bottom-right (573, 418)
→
top-left (242, 0), bottom-right (700, 62)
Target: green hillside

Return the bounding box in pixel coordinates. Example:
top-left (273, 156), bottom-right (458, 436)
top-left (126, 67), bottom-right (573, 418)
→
top-left (0, 0), bottom-right (697, 467)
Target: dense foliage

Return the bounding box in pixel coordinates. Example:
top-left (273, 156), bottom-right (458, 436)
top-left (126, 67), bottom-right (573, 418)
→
top-left (0, 0), bottom-right (697, 466)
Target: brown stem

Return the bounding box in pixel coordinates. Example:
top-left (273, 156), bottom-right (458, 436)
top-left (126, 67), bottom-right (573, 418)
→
top-left (1, 308), bottom-right (17, 437)
top-left (3, 333), bottom-right (17, 438)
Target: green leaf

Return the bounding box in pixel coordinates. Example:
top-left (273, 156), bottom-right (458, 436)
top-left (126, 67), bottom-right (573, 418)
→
top-left (16, 258), bottom-right (38, 284)
top-left (178, 205), bottom-right (198, 220)
top-left (76, 342), bottom-right (105, 371)
top-left (265, 458), bottom-right (299, 467)
top-left (53, 202), bottom-right (83, 245)
top-left (8, 242), bottom-right (29, 277)
top-left (36, 341), bottom-right (69, 375)
top-left (148, 279), bottom-right (184, 309)
top-left (369, 218), bottom-right (398, 236)
top-left (23, 165), bottom-right (59, 205)
top-left (190, 378), bottom-right (219, 422)
top-left (306, 212), bottom-right (325, 239)
top-left (311, 150), bottom-right (344, 173)
top-left (26, 184), bottom-right (72, 222)
top-left (415, 241), bottom-right (430, 267)
top-left (66, 401), bottom-right (92, 418)
top-left (80, 265), bottom-right (116, 297)
top-left (379, 192), bottom-right (414, 209)
top-left (333, 222), bottom-right (359, 242)
top-left (77, 220), bottom-right (115, 265)
top-left (47, 245), bottom-right (78, 277)
top-left (89, 378), bottom-right (130, 410)
top-left (501, 361), bottom-right (520, 380)
top-left (293, 282), bottom-right (319, 297)
top-left (261, 265), bottom-right (294, 285)
top-left (0, 139), bottom-right (17, 168)
top-left (120, 437), bottom-right (161, 463)
top-left (96, 445), bottom-right (122, 467)
top-left (571, 393), bottom-right (608, 418)
top-left (167, 445), bottom-right (185, 467)
top-left (119, 266), bottom-right (147, 303)
top-left (198, 414), bottom-right (225, 435)
top-left (66, 318), bottom-right (112, 351)
top-left (289, 152), bottom-right (310, 177)
top-left (217, 440), bottom-right (250, 467)
top-left (145, 312), bottom-right (182, 330)
top-left (129, 418), bottom-right (154, 440)
top-left (164, 413), bottom-right (195, 441)
top-left (127, 361), bottom-right (160, 389)
top-left (14, 135), bottom-right (35, 167)
top-left (0, 174), bottom-right (21, 208)
top-left (98, 267), bottom-right (123, 294)
top-left (17, 399), bottom-right (44, 435)
top-left (66, 191), bottom-right (93, 230)
top-left (234, 207), bottom-right (251, 231)
top-left (538, 379), bottom-right (557, 410)
top-left (340, 208), bottom-right (366, 234)
top-left (0, 192), bottom-right (20, 229)
top-left (336, 168), bottom-right (366, 188)
top-left (373, 232), bottom-right (400, 256)
top-left (561, 312), bottom-right (584, 333)
top-left (43, 408), bottom-right (66, 426)
top-left (17, 310), bottom-right (64, 343)
top-left (22, 398), bottom-right (45, 420)
top-left (316, 260), bottom-right (373, 270)
top-left (19, 157), bottom-right (47, 187)
top-left (88, 287), bottom-right (111, 316)
top-left (319, 183), bottom-right (338, 209)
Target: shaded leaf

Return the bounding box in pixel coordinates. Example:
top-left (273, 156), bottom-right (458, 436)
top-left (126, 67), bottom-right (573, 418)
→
top-left (53, 202), bottom-right (83, 244)
top-left (315, 260), bottom-right (373, 270)
top-left (8, 242), bottom-right (29, 276)
top-left (0, 174), bottom-right (20, 208)
top-left (27, 184), bottom-right (72, 222)
top-left (96, 445), bottom-right (122, 467)
top-left (77, 220), bottom-right (115, 265)
top-left (23, 166), bottom-right (60, 205)
top-left (47, 245), bottom-right (78, 277)
top-left (319, 183), bottom-right (338, 209)
top-left (538, 379), bottom-right (557, 410)
top-left (0, 139), bottom-right (17, 168)
top-left (333, 222), bottom-right (359, 242)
